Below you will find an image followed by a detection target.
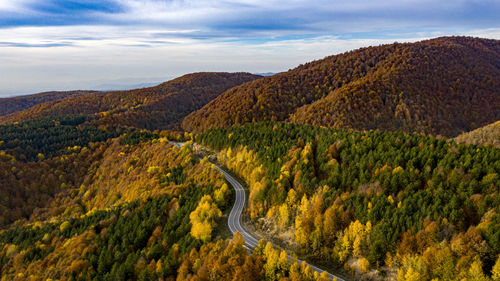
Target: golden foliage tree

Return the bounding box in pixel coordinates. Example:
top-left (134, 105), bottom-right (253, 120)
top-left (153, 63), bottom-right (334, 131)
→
top-left (189, 195), bottom-right (222, 241)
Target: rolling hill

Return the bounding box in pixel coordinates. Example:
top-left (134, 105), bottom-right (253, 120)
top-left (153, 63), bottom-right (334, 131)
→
top-left (0, 91), bottom-right (97, 116)
top-left (1, 36), bottom-right (500, 280)
top-left (183, 37), bottom-right (500, 137)
top-left (0, 72), bottom-right (260, 130)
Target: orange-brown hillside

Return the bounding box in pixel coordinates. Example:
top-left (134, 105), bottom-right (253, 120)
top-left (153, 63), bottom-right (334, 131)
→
top-left (0, 72), bottom-right (260, 130)
top-left (0, 91), bottom-right (97, 116)
top-left (183, 37), bottom-right (500, 137)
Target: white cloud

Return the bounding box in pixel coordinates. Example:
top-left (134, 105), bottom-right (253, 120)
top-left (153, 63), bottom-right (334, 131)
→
top-left (0, 0), bottom-right (499, 96)
top-left (0, 25), bottom-right (423, 96)
top-left (462, 28), bottom-right (500, 39)
top-left (0, 0), bottom-right (38, 13)
top-left (1, 23), bottom-right (500, 96)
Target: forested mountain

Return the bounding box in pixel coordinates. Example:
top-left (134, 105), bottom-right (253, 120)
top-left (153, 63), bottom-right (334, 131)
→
top-left (1, 37), bottom-right (500, 281)
top-left (198, 122), bottom-right (500, 280)
top-left (455, 121), bottom-right (500, 148)
top-left (0, 72), bottom-right (260, 130)
top-left (183, 37), bottom-right (500, 137)
top-left (0, 91), bottom-right (97, 116)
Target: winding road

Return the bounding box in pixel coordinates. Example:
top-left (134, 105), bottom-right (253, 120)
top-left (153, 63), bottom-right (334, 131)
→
top-left (171, 141), bottom-right (345, 280)
top-left (215, 166), bottom-right (345, 281)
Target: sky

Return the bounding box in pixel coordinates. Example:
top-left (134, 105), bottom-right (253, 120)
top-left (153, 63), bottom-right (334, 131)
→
top-left (0, 0), bottom-right (499, 97)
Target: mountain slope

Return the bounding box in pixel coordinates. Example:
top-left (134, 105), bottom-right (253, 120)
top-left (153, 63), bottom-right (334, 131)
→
top-left (455, 120), bottom-right (500, 148)
top-left (0, 134), bottom-right (233, 280)
top-left (0, 91), bottom-right (97, 116)
top-left (0, 72), bottom-right (260, 130)
top-left (0, 123), bottom-right (330, 281)
top-left (183, 37), bottom-right (500, 137)
top-left (198, 121), bottom-right (500, 280)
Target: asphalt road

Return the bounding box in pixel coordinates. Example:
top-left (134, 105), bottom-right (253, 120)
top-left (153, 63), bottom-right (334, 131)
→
top-left (170, 141), bottom-right (345, 280)
top-left (215, 165), bottom-right (346, 281)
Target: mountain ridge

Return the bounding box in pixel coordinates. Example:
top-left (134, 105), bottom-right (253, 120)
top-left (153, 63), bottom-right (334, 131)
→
top-left (183, 36), bottom-right (500, 137)
top-left (0, 72), bottom-right (261, 130)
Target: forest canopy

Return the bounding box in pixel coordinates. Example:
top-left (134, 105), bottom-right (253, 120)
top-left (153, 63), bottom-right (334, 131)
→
top-left (184, 37), bottom-right (500, 137)
top-left (198, 121), bottom-right (500, 280)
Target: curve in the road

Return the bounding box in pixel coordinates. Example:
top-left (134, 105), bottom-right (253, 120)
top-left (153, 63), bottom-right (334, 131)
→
top-left (169, 141), bottom-right (345, 280)
top-left (215, 165), bottom-right (346, 281)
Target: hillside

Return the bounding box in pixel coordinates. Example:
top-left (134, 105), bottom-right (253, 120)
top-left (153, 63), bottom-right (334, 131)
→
top-left (0, 72), bottom-right (260, 130)
top-left (2, 36), bottom-right (500, 281)
top-left (0, 117), bottom-right (332, 281)
top-left (183, 37), bottom-right (500, 137)
top-left (198, 121), bottom-right (500, 280)
top-left (0, 91), bottom-right (97, 116)
top-left (0, 127), bottom-right (231, 279)
top-left (455, 120), bottom-right (500, 148)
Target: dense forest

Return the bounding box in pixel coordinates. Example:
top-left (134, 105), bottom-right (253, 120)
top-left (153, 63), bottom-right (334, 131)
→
top-left (0, 91), bottom-right (96, 116)
top-left (183, 37), bottom-right (500, 137)
top-left (0, 115), bottom-right (124, 162)
top-left (0, 72), bottom-right (260, 130)
top-left (0, 121), bottom-right (235, 280)
top-left (198, 122), bottom-right (500, 280)
top-left (1, 36), bottom-right (499, 281)
top-left (0, 116), bottom-right (335, 280)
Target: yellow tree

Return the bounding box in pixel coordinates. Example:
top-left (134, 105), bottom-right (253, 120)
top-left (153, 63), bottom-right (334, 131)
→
top-left (397, 255), bottom-right (428, 281)
top-left (464, 257), bottom-right (489, 281)
top-left (493, 255), bottom-right (500, 281)
top-left (337, 220), bottom-right (371, 262)
top-left (323, 204), bottom-right (342, 244)
top-left (294, 195), bottom-right (311, 246)
top-left (398, 267), bottom-right (423, 281)
top-left (359, 257), bottom-right (370, 273)
top-left (278, 250), bottom-right (290, 277)
top-left (319, 272), bottom-right (330, 281)
top-left (214, 183), bottom-right (230, 207)
top-left (189, 195), bottom-right (222, 242)
top-left (278, 203), bottom-right (290, 228)
top-left (264, 242), bottom-right (280, 281)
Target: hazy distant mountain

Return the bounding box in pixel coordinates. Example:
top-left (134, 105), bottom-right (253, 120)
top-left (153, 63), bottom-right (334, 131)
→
top-left (183, 36), bottom-right (500, 137)
top-left (90, 77), bottom-right (171, 91)
top-left (0, 79), bottom-right (176, 116)
top-left (91, 82), bottom-right (161, 91)
top-left (253, 72), bottom-right (276, 77)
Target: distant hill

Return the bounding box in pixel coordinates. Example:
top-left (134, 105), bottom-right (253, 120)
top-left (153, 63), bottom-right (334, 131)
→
top-left (0, 72), bottom-right (260, 130)
top-left (455, 120), bottom-right (500, 148)
top-left (253, 72), bottom-right (276, 77)
top-left (0, 91), bottom-right (97, 116)
top-left (91, 82), bottom-right (160, 91)
top-left (183, 37), bottom-right (500, 137)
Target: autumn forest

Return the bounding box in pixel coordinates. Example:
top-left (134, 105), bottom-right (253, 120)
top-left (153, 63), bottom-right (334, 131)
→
top-left (0, 36), bottom-right (499, 281)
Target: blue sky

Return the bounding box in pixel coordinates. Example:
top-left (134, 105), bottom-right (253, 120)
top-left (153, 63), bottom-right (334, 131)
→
top-left (0, 0), bottom-right (499, 96)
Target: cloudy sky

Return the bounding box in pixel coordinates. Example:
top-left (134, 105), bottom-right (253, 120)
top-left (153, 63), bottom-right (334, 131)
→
top-left (0, 0), bottom-right (499, 96)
